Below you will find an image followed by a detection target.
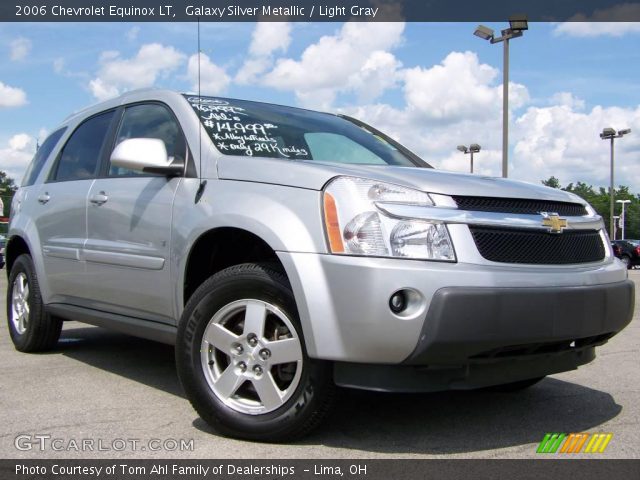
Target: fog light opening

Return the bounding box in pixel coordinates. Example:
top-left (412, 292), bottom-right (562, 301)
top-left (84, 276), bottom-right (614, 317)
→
top-left (389, 291), bottom-right (408, 314)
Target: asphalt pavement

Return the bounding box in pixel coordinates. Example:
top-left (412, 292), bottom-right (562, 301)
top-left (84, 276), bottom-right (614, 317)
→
top-left (1, 271), bottom-right (638, 459)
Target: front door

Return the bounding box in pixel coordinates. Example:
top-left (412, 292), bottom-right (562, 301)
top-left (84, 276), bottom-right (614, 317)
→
top-left (83, 103), bottom-right (188, 323)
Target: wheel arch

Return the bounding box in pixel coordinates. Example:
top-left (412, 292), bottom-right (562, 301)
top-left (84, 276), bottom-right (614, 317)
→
top-left (182, 226), bottom-right (288, 308)
top-left (5, 235), bottom-right (32, 275)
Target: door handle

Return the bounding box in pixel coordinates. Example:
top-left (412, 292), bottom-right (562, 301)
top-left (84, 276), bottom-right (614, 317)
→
top-left (37, 193), bottom-right (50, 204)
top-left (89, 191), bottom-right (108, 206)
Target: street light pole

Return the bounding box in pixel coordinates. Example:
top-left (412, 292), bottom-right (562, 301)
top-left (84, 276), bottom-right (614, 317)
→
top-left (610, 136), bottom-right (615, 237)
top-left (457, 144), bottom-right (481, 174)
top-left (600, 127), bottom-right (631, 238)
top-left (474, 15), bottom-right (528, 178)
top-left (502, 37), bottom-right (509, 178)
top-left (617, 199), bottom-right (631, 240)
top-left (612, 216), bottom-right (620, 241)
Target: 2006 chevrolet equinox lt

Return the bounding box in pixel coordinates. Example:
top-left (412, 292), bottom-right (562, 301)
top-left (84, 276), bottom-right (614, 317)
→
top-left (5, 89), bottom-right (634, 441)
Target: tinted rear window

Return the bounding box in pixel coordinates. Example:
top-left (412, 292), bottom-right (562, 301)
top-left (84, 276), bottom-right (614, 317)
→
top-left (21, 128), bottom-right (66, 186)
top-left (52, 111), bottom-right (114, 182)
top-left (184, 95), bottom-right (424, 167)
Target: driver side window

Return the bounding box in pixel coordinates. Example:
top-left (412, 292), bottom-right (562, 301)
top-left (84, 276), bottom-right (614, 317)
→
top-left (109, 103), bottom-right (186, 176)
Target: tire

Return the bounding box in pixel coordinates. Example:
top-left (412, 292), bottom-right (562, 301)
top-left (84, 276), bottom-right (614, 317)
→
top-left (176, 263), bottom-right (336, 442)
top-left (7, 254), bottom-right (62, 352)
top-left (484, 376), bottom-right (546, 392)
top-left (620, 255), bottom-right (631, 269)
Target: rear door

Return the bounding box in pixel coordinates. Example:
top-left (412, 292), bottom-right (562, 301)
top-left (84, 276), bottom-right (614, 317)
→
top-left (83, 103), bottom-right (187, 323)
top-left (35, 110), bottom-right (115, 303)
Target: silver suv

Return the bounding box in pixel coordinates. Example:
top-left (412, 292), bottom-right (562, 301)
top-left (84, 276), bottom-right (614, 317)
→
top-left (5, 89), bottom-right (634, 441)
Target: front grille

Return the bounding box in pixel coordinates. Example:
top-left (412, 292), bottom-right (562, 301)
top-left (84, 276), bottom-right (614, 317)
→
top-left (470, 333), bottom-right (613, 360)
top-left (453, 196), bottom-right (587, 216)
top-left (470, 226), bottom-right (605, 264)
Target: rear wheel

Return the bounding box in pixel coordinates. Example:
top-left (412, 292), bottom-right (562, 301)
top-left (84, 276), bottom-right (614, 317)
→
top-left (7, 254), bottom-right (62, 352)
top-left (176, 263), bottom-right (335, 441)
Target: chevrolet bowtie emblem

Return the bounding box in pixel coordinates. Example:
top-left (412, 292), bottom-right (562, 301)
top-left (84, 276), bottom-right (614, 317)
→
top-left (541, 212), bottom-right (568, 233)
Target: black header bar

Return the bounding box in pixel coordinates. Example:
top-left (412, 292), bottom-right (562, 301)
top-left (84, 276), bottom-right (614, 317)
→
top-left (3, 0), bottom-right (640, 22)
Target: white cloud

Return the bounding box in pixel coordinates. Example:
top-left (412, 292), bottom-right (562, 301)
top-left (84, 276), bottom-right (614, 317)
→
top-left (88, 43), bottom-right (185, 101)
top-left (512, 104), bottom-right (640, 189)
top-left (337, 50), bottom-right (529, 178)
top-left (263, 22), bottom-right (405, 109)
top-left (53, 58), bottom-right (65, 74)
top-left (0, 133), bottom-right (36, 183)
top-left (249, 22), bottom-right (291, 57)
top-left (554, 22), bottom-right (640, 37)
top-left (403, 51), bottom-right (528, 124)
top-left (126, 26), bottom-right (140, 41)
top-left (550, 92), bottom-right (586, 110)
top-left (335, 49), bottom-right (640, 192)
top-left (236, 22), bottom-right (291, 85)
top-left (187, 53), bottom-right (230, 95)
top-left (554, 5), bottom-right (640, 36)
top-left (9, 37), bottom-right (31, 61)
top-left (0, 82), bottom-right (27, 108)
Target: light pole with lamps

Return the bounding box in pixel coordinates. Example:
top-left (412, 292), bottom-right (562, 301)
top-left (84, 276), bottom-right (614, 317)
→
top-left (474, 15), bottom-right (528, 179)
top-left (457, 144), bottom-right (481, 173)
top-left (617, 199), bottom-right (631, 240)
top-left (600, 127), bottom-right (631, 238)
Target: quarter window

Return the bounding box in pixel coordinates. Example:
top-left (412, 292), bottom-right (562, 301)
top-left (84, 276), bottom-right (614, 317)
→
top-left (52, 111), bottom-right (114, 182)
top-left (22, 127), bottom-right (66, 186)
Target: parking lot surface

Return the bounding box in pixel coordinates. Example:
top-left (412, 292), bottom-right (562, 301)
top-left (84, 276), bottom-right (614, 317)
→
top-left (1, 271), bottom-right (638, 459)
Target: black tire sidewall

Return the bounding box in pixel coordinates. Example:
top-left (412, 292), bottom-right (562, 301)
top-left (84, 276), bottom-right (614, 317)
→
top-left (176, 264), bottom-right (332, 441)
top-left (6, 254), bottom-right (46, 350)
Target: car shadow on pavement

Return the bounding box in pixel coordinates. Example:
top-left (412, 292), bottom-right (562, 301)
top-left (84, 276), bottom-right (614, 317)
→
top-left (55, 324), bottom-right (184, 398)
top-left (55, 325), bottom-right (622, 454)
top-left (301, 380), bottom-right (622, 454)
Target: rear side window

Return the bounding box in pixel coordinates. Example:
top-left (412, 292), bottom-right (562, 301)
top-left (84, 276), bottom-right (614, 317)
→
top-left (52, 111), bottom-right (114, 182)
top-left (21, 128), bottom-right (66, 186)
top-left (109, 103), bottom-right (186, 176)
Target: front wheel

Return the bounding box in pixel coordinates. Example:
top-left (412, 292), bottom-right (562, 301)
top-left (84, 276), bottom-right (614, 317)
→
top-left (176, 263), bottom-right (336, 441)
top-left (7, 254), bottom-right (62, 352)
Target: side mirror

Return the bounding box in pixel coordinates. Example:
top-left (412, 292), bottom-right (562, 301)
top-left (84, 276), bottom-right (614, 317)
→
top-left (110, 138), bottom-right (184, 176)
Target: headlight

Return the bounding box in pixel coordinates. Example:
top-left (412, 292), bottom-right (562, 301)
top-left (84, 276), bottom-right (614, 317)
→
top-left (322, 176), bottom-right (455, 261)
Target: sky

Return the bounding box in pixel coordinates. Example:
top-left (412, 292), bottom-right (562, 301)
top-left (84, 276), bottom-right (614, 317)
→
top-left (1, 21), bottom-right (639, 190)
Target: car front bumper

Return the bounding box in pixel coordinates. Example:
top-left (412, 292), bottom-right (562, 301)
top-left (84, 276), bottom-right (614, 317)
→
top-left (278, 252), bottom-right (633, 367)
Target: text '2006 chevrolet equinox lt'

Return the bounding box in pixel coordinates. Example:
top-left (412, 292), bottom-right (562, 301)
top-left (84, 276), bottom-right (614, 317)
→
top-left (5, 90), bottom-right (634, 441)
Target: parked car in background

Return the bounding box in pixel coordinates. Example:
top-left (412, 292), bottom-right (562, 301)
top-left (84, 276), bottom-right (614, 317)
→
top-left (0, 236), bottom-right (6, 269)
top-left (612, 240), bottom-right (640, 269)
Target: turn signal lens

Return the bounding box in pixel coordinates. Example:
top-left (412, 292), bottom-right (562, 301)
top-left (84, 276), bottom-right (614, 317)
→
top-left (323, 192), bottom-right (344, 253)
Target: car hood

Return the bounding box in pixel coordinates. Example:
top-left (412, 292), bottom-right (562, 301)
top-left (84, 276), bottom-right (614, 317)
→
top-left (217, 156), bottom-right (585, 204)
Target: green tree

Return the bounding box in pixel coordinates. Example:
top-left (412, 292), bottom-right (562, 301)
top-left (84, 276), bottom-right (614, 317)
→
top-left (541, 176), bottom-right (561, 189)
top-left (0, 170), bottom-right (18, 234)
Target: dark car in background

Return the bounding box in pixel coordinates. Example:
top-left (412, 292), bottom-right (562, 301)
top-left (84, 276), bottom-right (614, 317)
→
top-left (612, 240), bottom-right (640, 269)
top-left (0, 236), bottom-right (6, 269)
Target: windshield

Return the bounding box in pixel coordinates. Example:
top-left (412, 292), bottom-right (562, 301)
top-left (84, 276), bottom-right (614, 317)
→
top-left (184, 95), bottom-right (430, 167)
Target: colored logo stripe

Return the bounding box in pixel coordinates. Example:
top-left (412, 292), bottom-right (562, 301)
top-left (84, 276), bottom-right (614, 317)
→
top-left (584, 433), bottom-right (613, 453)
top-left (537, 433), bottom-right (613, 454)
top-left (560, 433), bottom-right (589, 453)
top-left (537, 433), bottom-right (566, 453)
